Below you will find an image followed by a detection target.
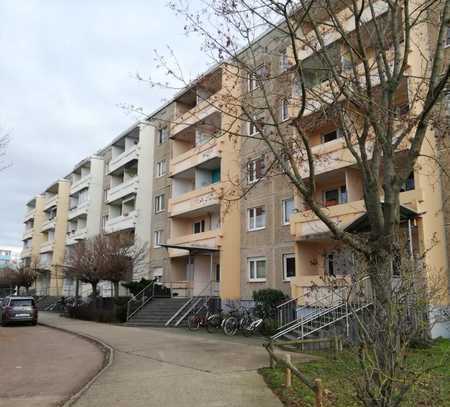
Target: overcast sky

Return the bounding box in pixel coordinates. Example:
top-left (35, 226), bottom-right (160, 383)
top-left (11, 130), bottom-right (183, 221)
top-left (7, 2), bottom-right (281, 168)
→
top-left (0, 0), bottom-right (207, 248)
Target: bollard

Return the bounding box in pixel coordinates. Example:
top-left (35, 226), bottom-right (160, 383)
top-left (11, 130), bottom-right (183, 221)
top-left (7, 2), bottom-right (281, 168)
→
top-left (314, 378), bottom-right (323, 407)
top-left (285, 354), bottom-right (292, 387)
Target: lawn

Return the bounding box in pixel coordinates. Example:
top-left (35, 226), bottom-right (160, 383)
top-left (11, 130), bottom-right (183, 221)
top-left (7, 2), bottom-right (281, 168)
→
top-left (259, 339), bottom-right (450, 407)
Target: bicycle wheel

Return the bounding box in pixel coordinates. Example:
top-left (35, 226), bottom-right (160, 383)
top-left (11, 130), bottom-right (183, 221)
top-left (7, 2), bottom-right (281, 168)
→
top-left (206, 314), bottom-right (222, 333)
top-left (223, 316), bottom-right (239, 336)
top-left (188, 314), bottom-right (201, 331)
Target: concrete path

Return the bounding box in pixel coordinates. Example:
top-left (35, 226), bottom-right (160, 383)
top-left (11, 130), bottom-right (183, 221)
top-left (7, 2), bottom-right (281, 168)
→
top-left (0, 324), bottom-right (104, 407)
top-left (40, 312), bottom-right (285, 407)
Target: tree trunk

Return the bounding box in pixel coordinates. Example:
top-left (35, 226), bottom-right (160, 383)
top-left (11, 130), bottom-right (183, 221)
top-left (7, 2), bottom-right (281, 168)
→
top-left (113, 281), bottom-right (120, 299)
top-left (91, 282), bottom-right (98, 298)
top-left (75, 279), bottom-right (80, 306)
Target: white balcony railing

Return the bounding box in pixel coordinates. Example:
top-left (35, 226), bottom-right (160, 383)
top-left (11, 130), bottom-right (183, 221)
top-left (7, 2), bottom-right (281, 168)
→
top-left (40, 241), bottom-right (55, 254)
top-left (167, 229), bottom-right (223, 257)
top-left (107, 177), bottom-right (138, 203)
top-left (108, 145), bottom-right (138, 174)
top-left (22, 228), bottom-right (33, 240)
top-left (104, 211), bottom-right (137, 233)
top-left (21, 247), bottom-right (32, 258)
top-left (169, 184), bottom-right (222, 217)
top-left (68, 200), bottom-right (89, 220)
top-left (44, 195), bottom-right (58, 210)
top-left (71, 175), bottom-right (90, 194)
top-left (66, 228), bottom-right (88, 245)
top-left (41, 219), bottom-right (56, 232)
top-left (24, 208), bottom-right (36, 222)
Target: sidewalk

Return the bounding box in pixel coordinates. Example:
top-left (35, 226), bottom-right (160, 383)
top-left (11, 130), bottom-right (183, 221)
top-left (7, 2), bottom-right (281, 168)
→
top-left (40, 313), bottom-right (284, 407)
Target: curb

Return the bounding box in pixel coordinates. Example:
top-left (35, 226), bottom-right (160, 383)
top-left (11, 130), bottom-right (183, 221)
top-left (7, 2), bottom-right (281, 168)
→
top-left (39, 321), bottom-right (114, 407)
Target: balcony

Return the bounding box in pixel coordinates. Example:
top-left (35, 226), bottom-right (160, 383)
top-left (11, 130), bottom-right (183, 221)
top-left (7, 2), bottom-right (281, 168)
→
top-left (167, 229), bottom-right (223, 257)
top-left (104, 211), bottom-right (137, 233)
top-left (170, 139), bottom-right (222, 177)
top-left (107, 177), bottom-right (138, 203)
top-left (23, 229), bottom-right (33, 240)
top-left (44, 195), bottom-right (58, 210)
top-left (71, 175), bottom-right (90, 194)
top-left (171, 95), bottom-right (221, 137)
top-left (40, 241), bottom-right (55, 254)
top-left (66, 228), bottom-right (88, 246)
top-left (41, 219), bottom-right (56, 232)
top-left (108, 145), bottom-right (138, 174)
top-left (21, 247), bottom-right (32, 258)
top-left (24, 209), bottom-right (36, 222)
top-left (291, 190), bottom-right (422, 240)
top-left (68, 200), bottom-right (89, 220)
top-left (169, 184), bottom-right (222, 218)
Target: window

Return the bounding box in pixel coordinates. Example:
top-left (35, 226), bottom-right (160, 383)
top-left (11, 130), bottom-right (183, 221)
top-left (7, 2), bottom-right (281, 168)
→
top-left (152, 267), bottom-right (163, 282)
top-left (158, 127), bottom-right (168, 144)
top-left (321, 129), bottom-right (343, 143)
top-left (282, 198), bottom-right (295, 225)
top-left (193, 220), bottom-right (206, 234)
top-left (283, 254), bottom-right (296, 281)
top-left (154, 194), bottom-right (165, 213)
top-left (215, 264), bottom-right (220, 282)
top-left (156, 160), bottom-right (166, 177)
top-left (247, 116), bottom-right (258, 136)
top-left (292, 76), bottom-right (302, 98)
top-left (248, 65), bottom-right (266, 92)
top-left (280, 99), bottom-right (289, 121)
top-left (153, 230), bottom-right (163, 248)
top-left (247, 157), bottom-right (265, 183)
top-left (323, 186), bottom-right (347, 207)
top-left (248, 206), bottom-right (266, 231)
top-left (400, 172), bottom-right (415, 192)
top-left (446, 25), bottom-right (450, 47)
top-left (280, 49), bottom-right (290, 72)
top-left (248, 257), bottom-right (267, 282)
top-left (326, 253), bottom-right (335, 277)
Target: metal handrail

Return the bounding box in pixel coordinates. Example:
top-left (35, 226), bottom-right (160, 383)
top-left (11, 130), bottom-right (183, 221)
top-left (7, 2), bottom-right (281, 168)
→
top-left (126, 281), bottom-right (155, 321)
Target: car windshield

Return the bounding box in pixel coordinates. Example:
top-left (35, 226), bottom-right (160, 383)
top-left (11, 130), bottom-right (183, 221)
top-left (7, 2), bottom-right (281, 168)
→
top-left (10, 299), bottom-right (34, 307)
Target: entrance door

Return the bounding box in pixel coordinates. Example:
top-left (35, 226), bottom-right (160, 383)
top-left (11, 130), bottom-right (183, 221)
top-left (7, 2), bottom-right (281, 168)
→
top-left (192, 255), bottom-right (212, 296)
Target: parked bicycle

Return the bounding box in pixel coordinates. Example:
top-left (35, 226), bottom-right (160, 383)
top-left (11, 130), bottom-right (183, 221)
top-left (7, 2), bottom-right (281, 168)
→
top-left (222, 306), bottom-right (264, 336)
top-left (187, 299), bottom-right (214, 331)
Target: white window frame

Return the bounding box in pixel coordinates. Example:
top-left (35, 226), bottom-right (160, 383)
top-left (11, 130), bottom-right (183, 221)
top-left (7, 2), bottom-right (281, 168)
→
top-left (192, 220), bottom-right (206, 234)
top-left (283, 253), bottom-right (296, 281)
top-left (248, 65), bottom-right (265, 92)
top-left (154, 194), bottom-right (165, 213)
top-left (280, 99), bottom-right (289, 121)
top-left (282, 198), bottom-right (294, 225)
top-left (248, 257), bottom-right (267, 282)
top-left (279, 49), bottom-right (289, 72)
top-left (247, 156), bottom-right (264, 184)
top-left (153, 230), bottom-right (163, 248)
top-left (156, 159), bottom-right (166, 178)
top-left (323, 185), bottom-right (347, 207)
top-left (247, 206), bottom-right (266, 231)
top-left (247, 115), bottom-right (258, 136)
top-left (446, 25), bottom-right (450, 47)
top-left (158, 127), bottom-right (168, 144)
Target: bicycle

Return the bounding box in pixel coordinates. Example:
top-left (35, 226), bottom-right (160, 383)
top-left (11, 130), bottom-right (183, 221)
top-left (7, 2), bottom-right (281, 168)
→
top-left (206, 303), bottom-right (237, 333)
top-left (223, 306), bottom-right (264, 336)
top-left (187, 299), bottom-right (213, 331)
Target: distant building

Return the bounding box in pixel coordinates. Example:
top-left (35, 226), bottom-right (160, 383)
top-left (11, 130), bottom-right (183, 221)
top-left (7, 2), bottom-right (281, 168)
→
top-left (0, 246), bottom-right (21, 269)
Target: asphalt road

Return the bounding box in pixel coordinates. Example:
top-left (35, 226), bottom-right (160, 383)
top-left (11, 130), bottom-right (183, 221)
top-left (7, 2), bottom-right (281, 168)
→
top-left (0, 323), bottom-right (104, 407)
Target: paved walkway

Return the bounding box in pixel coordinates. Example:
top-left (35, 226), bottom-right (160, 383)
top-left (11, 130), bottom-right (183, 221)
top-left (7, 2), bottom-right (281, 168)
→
top-left (0, 324), bottom-right (104, 407)
top-left (40, 312), bottom-right (284, 407)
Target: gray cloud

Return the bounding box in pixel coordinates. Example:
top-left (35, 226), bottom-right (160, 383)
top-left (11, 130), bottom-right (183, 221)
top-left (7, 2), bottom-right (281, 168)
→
top-left (0, 0), bottom-right (207, 246)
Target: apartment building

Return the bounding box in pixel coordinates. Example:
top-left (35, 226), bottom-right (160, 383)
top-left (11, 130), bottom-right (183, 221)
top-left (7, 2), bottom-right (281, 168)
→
top-left (63, 156), bottom-right (105, 295)
top-left (21, 196), bottom-right (45, 271)
top-left (36, 180), bottom-right (70, 296)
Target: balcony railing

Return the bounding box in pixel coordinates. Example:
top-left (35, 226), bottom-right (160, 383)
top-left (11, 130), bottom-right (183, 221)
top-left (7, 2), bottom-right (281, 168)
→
top-left (22, 228), bottom-right (33, 240)
top-left (44, 195), bottom-right (58, 210)
top-left (41, 219), bottom-right (56, 232)
top-left (68, 200), bottom-right (89, 220)
top-left (170, 139), bottom-right (222, 176)
top-left (71, 175), bottom-right (90, 194)
top-left (24, 208), bottom-right (36, 222)
top-left (21, 247), bottom-right (32, 258)
top-left (108, 145), bottom-right (138, 174)
top-left (171, 93), bottom-right (221, 137)
top-left (167, 229), bottom-right (223, 257)
top-left (66, 228), bottom-right (88, 245)
top-left (104, 211), bottom-right (137, 233)
top-left (169, 183), bottom-right (222, 217)
top-left (40, 241), bottom-right (55, 254)
top-left (107, 177), bottom-right (138, 203)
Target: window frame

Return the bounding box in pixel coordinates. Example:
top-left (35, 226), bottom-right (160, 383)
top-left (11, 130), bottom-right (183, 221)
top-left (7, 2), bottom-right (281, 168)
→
top-left (156, 159), bottom-right (167, 178)
top-left (153, 230), bottom-right (163, 248)
top-left (248, 256), bottom-right (267, 282)
top-left (282, 253), bottom-right (296, 281)
top-left (192, 220), bottom-right (206, 234)
top-left (247, 156), bottom-right (264, 184)
top-left (158, 127), bottom-right (168, 144)
top-left (323, 185), bottom-right (347, 207)
top-left (154, 194), bottom-right (165, 213)
top-left (281, 197), bottom-right (294, 225)
top-left (247, 206), bottom-right (266, 231)
top-left (280, 99), bottom-right (289, 122)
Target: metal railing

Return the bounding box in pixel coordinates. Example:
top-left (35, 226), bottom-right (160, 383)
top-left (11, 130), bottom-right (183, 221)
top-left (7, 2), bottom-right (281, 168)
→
top-left (126, 281), bottom-right (155, 321)
top-left (272, 277), bottom-right (373, 341)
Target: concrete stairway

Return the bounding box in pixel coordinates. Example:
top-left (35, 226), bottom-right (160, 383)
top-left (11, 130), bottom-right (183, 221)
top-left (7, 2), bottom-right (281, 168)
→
top-left (35, 296), bottom-right (60, 311)
top-left (126, 297), bottom-right (190, 327)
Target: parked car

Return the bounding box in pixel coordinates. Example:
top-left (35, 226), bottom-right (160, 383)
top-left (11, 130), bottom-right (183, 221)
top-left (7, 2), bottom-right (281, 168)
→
top-left (0, 296), bottom-right (38, 326)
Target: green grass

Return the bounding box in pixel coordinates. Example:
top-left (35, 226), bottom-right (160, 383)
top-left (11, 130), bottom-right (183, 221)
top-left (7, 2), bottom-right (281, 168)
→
top-left (259, 339), bottom-right (450, 407)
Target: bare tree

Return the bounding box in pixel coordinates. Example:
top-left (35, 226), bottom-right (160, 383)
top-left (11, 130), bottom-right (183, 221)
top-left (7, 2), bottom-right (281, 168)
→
top-left (15, 264), bottom-right (38, 295)
top-left (147, 1), bottom-right (450, 405)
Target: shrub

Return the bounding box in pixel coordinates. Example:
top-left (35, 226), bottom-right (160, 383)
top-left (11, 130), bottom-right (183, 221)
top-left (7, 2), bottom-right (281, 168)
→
top-left (121, 278), bottom-right (153, 296)
top-left (66, 296), bottom-right (129, 323)
top-left (253, 288), bottom-right (287, 319)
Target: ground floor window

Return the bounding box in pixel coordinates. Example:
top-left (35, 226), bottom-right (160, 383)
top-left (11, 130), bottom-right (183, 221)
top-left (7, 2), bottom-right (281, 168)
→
top-left (283, 253), bottom-right (296, 280)
top-left (215, 264), bottom-right (220, 282)
top-left (152, 267), bottom-right (163, 283)
top-left (248, 257), bottom-right (267, 282)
